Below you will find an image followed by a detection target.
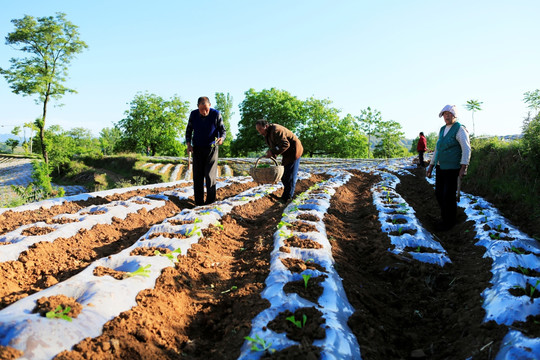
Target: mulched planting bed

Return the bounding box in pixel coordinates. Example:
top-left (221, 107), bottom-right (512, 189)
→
top-left (0, 167), bottom-right (538, 359)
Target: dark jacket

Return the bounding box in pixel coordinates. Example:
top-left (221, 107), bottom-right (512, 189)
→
top-left (265, 124), bottom-right (303, 166)
top-left (185, 108), bottom-right (226, 147)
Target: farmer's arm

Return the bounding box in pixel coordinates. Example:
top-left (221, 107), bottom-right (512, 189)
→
top-left (457, 127), bottom-right (471, 178)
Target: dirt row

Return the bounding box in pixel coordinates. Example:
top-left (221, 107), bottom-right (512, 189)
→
top-left (0, 169), bottom-right (536, 359)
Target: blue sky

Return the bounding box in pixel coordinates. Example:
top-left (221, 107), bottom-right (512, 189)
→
top-left (1, 0), bottom-right (539, 140)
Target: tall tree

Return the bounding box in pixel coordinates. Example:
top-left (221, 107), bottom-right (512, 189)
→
top-left (355, 107), bottom-right (382, 158)
top-left (464, 99), bottom-right (483, 135)
top-left (23, 121), bottom-right (38, 154)
top-left (99, 127), bottom-right (122, 155)
top-left (373, 120), bottom-right (409, 158)
top-left (232, 88), bottom-right (306, 156)
top-left (214, 92), bottom-right (234, 156)
top-left (523, 89), bottom-right (540, 116)
top-left (300, 98), bottom-right (367, 158)
top-left (0, 12), bottom-right (88, 164)
top-left (115, 92), bottom-right (189, 156)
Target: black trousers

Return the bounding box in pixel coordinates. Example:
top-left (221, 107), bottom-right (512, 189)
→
top-left (418, 151), bottom-right (425, 167)
top-left (192, 146), bottom-right (218, 206)
top-left (435, 166), bottom-right (460, 226)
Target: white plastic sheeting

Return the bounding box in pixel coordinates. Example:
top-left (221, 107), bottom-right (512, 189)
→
top-left (425, 171), bottom-right (540, 358)
top-left (371, 169), bottom-right (451, 267)
top-left (0, 181), bottom-right (285, 360)
top-left (239, 170), bottom-right (362, 360)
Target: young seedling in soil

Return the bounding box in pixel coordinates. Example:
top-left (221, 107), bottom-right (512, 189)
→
top-left (154, 248), bottom-right (182, 263)
top-left (277, 220), bottom-right (291, 229)
top-left (512, 280), bottom-right (540, 301)
top-left (302, 274), bottom-right (311, 289)
top-left (244, 334), bottom-right (275, 353)
top-left (124, 264), bottom-right (151, 278)
top-left (489, 233), bottom-right (501, 240)
top-left (510, 246), bottom-right (525, 255)
top-left (221, 285), bottom-right (237, 294)
top-left (185, 225), bottom-right (201, 237)
top-left (398, 226), bottom-right (404, 235)
top-left (286, 314), bottom-right (307, 328)
top-left (46, 305), bottom-right (73, 322)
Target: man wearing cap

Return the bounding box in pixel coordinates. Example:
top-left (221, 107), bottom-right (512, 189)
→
top-left (427, 105), bottom-right (471, 231)
top-left (185, 96), bottom-right (226, 206)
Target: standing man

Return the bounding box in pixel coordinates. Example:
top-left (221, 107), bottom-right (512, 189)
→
top-left (427, 105), bottom-right (471, 231)
top-left (185, 96), bottom-right (226, 206)
top-left (255, 119), bottom-right (303, 204)
top-left (416, 131), bottom-right (427, 167)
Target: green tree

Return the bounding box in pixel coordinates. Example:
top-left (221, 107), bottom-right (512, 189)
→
top-left (373, 120), bottom-right (409, 158)
top-left (0, 12), bottom-right (88, 164)
top-left (67, 127), bottom-right (99, 156)
top-left (23, 121), bottom-right (38, 154)
top-left (464, 99), bottom-right (483, 135)
top-left (232, 88), bottom-right (306, 156)
top-left (214, 92), bottom-right (234, 157)
top-left (410, 132), bottom-right (437, 153)
top-left (5, 138), bottom-right (19, 153)
top-left (299, 98), bottom-right (367, 158)
top-left (115, 92), bottom-right (189, 156)
top-left (99, 127), bottom-right (121, 155)
top-left (355, 107), bottom-right (382, 158)
top-left (523, 89), bottom-right (540, 116)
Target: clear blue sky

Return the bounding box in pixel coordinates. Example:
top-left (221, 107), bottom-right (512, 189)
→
top-left (1, 0), bottom-right (539, 140)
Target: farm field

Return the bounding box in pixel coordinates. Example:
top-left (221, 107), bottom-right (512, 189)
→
top-left (0, 158), bottom-right (539, 360)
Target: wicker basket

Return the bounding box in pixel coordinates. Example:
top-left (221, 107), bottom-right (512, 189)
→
top-left (250, 156), bottom-right (284, 184)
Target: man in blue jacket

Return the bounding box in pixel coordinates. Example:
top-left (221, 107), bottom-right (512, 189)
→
top-left (185, 96), bottom-right (226, 206)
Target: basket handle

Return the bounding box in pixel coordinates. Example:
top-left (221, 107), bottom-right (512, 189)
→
top-left (255, 156), bottom-right (279, 167)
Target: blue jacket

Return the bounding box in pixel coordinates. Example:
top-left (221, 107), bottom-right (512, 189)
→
top-left (185, 108), bottom-right (226, 147)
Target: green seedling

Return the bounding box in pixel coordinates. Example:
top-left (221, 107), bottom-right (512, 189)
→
top-left (154, 248), bottom-right (182, 263)
top-left (194, 218), bottom-right (203, 224)
top-left (244, 334), bottom-right (275, 353)
top-left (489, 233), bottom-right (501, 240)
top-left (415, 246), bottom-right (421, 252)
top-left (214, 223), bottom-right (224, 231)
top-left (530, 280), bottom-right (540, 299)
top-left (305, 258), bottom-right (315, 264)
top-left (46, 305), bottom-right (73, 322)
top-left (517, 266), bottom-right (529, 276)
top-left (510, 246), bottom-right (525, 255)
top-left (286, 205), bottom-right (299, 213)
top-left (302, 274), bottom-right (312, 289)
top-left (397, 226), bottom-right (404, 235)
top-left (277, 220), bottom-right (291, 229)
top-left (496, 224), bottom-right (503, 232)
top-left (286, 313), bottom-right (307, 328)
top-left (125, 264), bottom-right (151, 278)
top-left (185, 225), bottom-right (201, 237)
top-left (221, 285), bottom-right (238, 294)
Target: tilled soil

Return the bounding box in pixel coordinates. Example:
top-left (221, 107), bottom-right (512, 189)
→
top-left (0, 169), bottom-right (537, 359)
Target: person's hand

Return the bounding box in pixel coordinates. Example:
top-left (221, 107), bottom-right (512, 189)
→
top-left (265, 149), bottom-right (274, 158)
top-left (459, 164), bottom-right (468, 178)
top-left (187, 144), bottom-right (193, 153)
top-left (426, 164), bottom-right (433, 178)
top-left (215, 137), bottom-right (224, 146)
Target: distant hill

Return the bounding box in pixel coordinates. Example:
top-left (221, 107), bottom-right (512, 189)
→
top-left (0, 133), bottom-right (17, 142)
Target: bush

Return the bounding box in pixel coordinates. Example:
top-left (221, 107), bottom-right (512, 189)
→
top-left (465, 135), bottom-right (539, 238)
